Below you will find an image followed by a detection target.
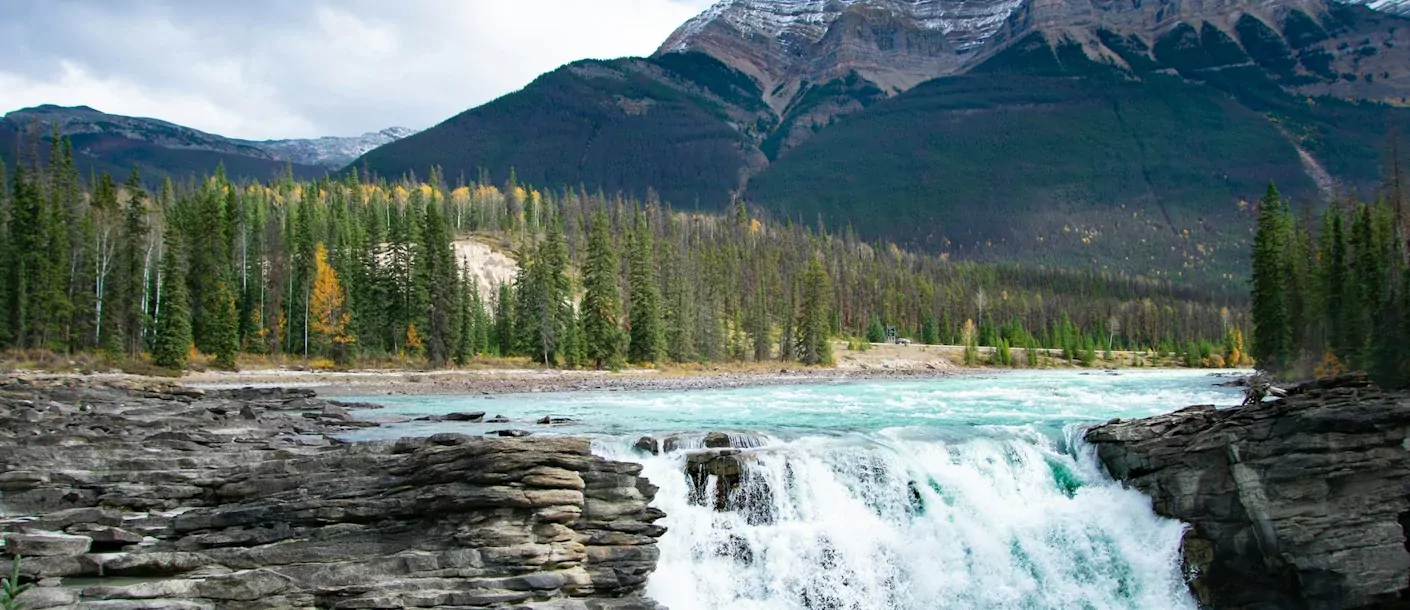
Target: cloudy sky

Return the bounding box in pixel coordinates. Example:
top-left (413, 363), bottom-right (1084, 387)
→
top-left (0, 0), bottom-right (715, 140)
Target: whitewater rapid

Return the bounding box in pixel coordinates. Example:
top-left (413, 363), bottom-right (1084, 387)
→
top-left (346, 369), bottom-right (1245, 609)
top-left (597, 428), bottom-right (1195, 610)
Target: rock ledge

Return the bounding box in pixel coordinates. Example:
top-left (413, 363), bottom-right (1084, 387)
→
top-left (0, 377), bottom-right (664, 609)
top-left (1085, 373), bottom-right (1410, 609)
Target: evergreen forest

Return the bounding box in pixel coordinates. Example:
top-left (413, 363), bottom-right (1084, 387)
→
top-left (1250, 180), bottom-right (1410, 387)
top-left (0, 131), bottom-right (1249, 372)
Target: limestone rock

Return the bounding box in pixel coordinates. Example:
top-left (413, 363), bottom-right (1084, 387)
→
top-left (1085, 375), bottom-right (1410, 609)
top-left (3, 531), bottom-right (92, 556)
top-left (0, 377), bottom-right (666, 609)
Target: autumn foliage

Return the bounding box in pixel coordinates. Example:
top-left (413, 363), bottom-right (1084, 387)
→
top-left (310, 243), bottom-right (355, 364)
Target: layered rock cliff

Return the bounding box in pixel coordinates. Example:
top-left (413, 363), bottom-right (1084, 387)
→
top-left (0, 378), bottom-right (664, 609)
top-left (1085, 373), bottom-right (1410, 609)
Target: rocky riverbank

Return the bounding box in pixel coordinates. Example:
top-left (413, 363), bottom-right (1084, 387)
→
top-left (1085, 373), bottom-right (1410, 609)
top-left (0, 377), bottom-right (665, 609)
top-left (176, 366), bottom-right (961, 398)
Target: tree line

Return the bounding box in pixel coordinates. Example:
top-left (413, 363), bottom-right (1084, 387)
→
top-left (0, 133), bottom-right (1247, 371)
top-left (1250, 181), bottom-right (1410, 387)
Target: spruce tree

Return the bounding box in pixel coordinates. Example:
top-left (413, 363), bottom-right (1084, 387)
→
top-left (454, 266), bottom-right (475, 366)
top-left (562, 304), bottom-right (587, 369)
top-left (1324, 211), bottom-right (1352, 365)
top-left (1250, 183), bottom-right (1291, 372)
top-left (471, 277), bottom-right (490, 355)
top-left (1351, 204), bottom-right (1385, 371)
top-left (662, 235), bottom-right (694, 363)
top-left (115, 167), bottom-right (149, 357)
top-left (866, 316), bottom-right (886, 343)
top-left (795, 258), bottom-right (833, 365)
top-left (153, 226), bottom-right (192, 370)
top-left (582, 208), bottom-right (625, 370)
top-left (418, 198), bottom-right (456, 365)
top-left (210, 278), bottom-right (240, 370)
top-left (627, 211), bottom-right (664, 364)
top-left (921, 315), bottom-right (939, 345)
top-left (7, 164), bottom-right (42, 347)
top-left (494, 282), bottom-right (514, 356)
top-left (748, 292), bottom-right (772, 361)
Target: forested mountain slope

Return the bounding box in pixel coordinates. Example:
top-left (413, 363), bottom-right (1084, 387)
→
top-left (351, 0), bottom-right (1410, 288)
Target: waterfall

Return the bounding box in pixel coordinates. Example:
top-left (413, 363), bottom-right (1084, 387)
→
top-left (599, 429), bottom-right (1195, 610)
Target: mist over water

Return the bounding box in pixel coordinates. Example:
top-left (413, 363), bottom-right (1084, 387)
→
top-left (347, 369), bottom-right (1246, 610)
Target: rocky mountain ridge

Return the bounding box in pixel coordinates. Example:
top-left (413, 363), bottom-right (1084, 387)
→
top-left (2, 105), bottom-right (415, 169)
top-left (660, 0), bottom-right (1410, 116)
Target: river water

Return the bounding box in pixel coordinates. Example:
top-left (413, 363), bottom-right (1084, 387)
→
top-left (346, 369), bottom-right (1245, 610)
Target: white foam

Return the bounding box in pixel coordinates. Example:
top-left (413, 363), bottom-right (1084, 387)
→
top-left (625, 433), bottom-right (1196, 609)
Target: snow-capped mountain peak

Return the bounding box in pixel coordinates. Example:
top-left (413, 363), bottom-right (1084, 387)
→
top-left (254, 128), bottom-right (419, 169)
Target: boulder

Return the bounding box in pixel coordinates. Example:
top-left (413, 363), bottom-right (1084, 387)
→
top-left (703, 431), bottom-right (731, 448)
top-left (67, 524), bottom-right (145, 548)
top-left (633, 436), bottom-right (660, 455)
top-left (444, 411), bottom-right (486, 422)
top-left (32, 506), bottom-right (123, 530)
top-left (319, 404), bottom-right (351, 421)
top-left (15, 586), bottom-right (79, 609)
top-left (3, 531), bottom-right (92, 556)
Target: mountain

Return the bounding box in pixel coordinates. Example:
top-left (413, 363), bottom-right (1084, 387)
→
top-left (0, 105), bottom-right (416, 183)
top-left (352, 0), bottom-right (1410, 287)
top-left (252, 127), bottom-right (418, 168)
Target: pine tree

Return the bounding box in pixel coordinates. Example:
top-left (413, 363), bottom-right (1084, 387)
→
top-left (418, 198), bottom-right (456, 365)
top-left (1250, 183), bottom-right (1291, 372)
top-left (562, 304), bottom-right (587, 369)
top-left (7, 164), bottom-right (43, 347)
top-left (494, 282), bottom-right (514, 357)
top-left (748, 292), bottom-right (772, 361)
top-left (795, 258), bottom-right (833, 365)
top-left (454, 266), bottom-right (475, 366)
top-left (662, 234), bottom-right (694, 363)
top-left (153, 225), bottom-right (192, 370)
top-left (1324, 210), bottom-right (1353, 365)
top-left (582, 208), bottom-right (625, 370)
top-left (210, 278), bottom-right (240, 370)
top-left (627, 211), bottom-right (664, 364)
top-left (113, 167), bottom-right (149, 357)
top-left (866, 315), bottom-right (886, 343)
top-left (921, 315), bottom-right (939, 345)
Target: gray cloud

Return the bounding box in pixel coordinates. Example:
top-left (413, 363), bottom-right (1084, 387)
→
top-left (0, 0), bottom-right (714, 139)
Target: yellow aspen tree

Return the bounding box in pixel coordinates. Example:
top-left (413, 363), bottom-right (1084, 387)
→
top-left (309, 243), bottom-right (355, 363)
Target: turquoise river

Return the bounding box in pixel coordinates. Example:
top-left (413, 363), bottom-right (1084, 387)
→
top-left (345, 369), bottom-right (1247, 610)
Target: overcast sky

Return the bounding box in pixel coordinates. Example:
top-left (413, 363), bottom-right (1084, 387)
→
top-left (0, 0), bottom-right (715, 140)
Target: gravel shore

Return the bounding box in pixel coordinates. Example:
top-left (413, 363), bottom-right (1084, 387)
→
top-left (180, 366), bottom-right (968, 397)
